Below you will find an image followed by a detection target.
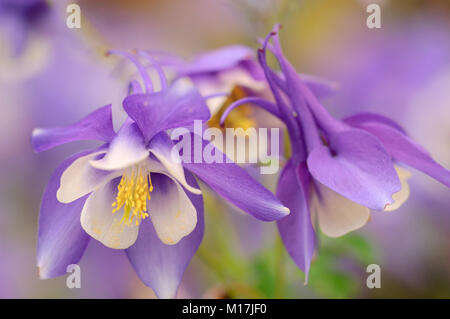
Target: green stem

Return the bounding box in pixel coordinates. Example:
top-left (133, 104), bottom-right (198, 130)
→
top-left (273, 235), bottom-right (286, 298)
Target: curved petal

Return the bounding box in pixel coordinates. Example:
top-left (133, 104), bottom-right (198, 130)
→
top-left (177, 45), bottom-right (253, 76)
top-left (80, 178), bottom-right (140, 249)
top-left (311, 182), bottom-right (371, 238)
top-left (307, 129), bottom-right (401, 210)
top-left (148, 132), bottom-right (201, 194)
top-left (182, 133), bottom-right (290, 221)
top-left (299, 73), bottom-right (339, 99)
top-left (219, 97), bottom-right (280, 125)
top-left (89, 121), bottom-right (149, 171)
top-left (276, 161), bottom-right (316, 281)
top-left (32, 104), bottom-right (115, 153)
top-left (384, 166), bottom-right (412, 212)
top-left (37, 150), bottom-right (94, 279)
top-left (123, 80), bottom-right (210, 143)
top-left (347, 121), bottom-right (450, 188)
top-left (219, 67), bottom-right (266, 92)
top-left (126, 171), bottom-right (204, 299)
top-left (57, 149), bottom-right (122, 204)
top-left (343, 112), bottom-right (406, 134)
top-left (149, 173), bottom-right (197, 245)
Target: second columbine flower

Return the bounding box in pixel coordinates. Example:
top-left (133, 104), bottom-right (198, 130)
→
top-left (222, 25), bottom-right (450, 281)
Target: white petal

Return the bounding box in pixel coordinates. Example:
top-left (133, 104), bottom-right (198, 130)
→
top-left (80, 180), bottom-right (139, 249)
top-left (149, 174), bottom-right (197, 245)
top-left (219, 68), bottom-right (266, 92)
top-left (384, 166), bottom-right (412, 212)
top-left (195, 79), bottom-right (230, 116)
top-left (89, 122), bottom-right (149, 171)
top-left (311, 182), bottom-right (371, 238)
top-left (149, 135), bottom-right (201, 195)
top-left (57, 151), bottom-right (122, 203)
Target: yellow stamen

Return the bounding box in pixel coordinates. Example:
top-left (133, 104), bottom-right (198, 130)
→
top-left (112, 166), bottom-right (153, 226)
top-left (208, 85), bottom-right (256, 131)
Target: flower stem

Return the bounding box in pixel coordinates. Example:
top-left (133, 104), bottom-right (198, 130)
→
top-left (273, 235), bottom-right (286, 298)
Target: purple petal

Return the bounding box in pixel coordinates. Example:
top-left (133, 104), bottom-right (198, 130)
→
top-left (277, 161), bottom-right (316, 281)
top-left (182, 133), bottom-right (290, 221)
top-left (343, 112), bottom-right (406, 134)
top-left (37, 150), bottom-right (94, 279)
top-left (126, 172), bottom-right (204, 298)
top-left (260, 39), bottom-right (338, 99)
top-left (348, 121), bottom-right (450, 187)
top-left (176, 45), bottom-right (253, 76)
top-left (123, 81), bottom-right (210, 143)
top-left (299, 73), bottom-right (339, 99)
top-left (219, 97), bottom-right (280, 125)
top-left (89, 120), bottom-right (149, 171)
top-left (307, 129), bottom-right (401, 210)
top-left (32, 104), bottom-right (115, 153)
top-left (240, 59), bottom-right (265, 81)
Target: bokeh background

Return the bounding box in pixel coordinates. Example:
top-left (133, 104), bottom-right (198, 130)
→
top-left (0, 0), bottom-right (449, 298)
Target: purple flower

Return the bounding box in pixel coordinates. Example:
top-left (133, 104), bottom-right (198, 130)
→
top-left (31, 50), bottom-right (289, 298)
top-left (170, 44), bottom-right (338, 163)
top-left (224, 25), bottom-right (450, 281)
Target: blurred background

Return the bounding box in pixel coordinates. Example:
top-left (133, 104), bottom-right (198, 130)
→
top-left (0, 0), bottom-right (449, 298)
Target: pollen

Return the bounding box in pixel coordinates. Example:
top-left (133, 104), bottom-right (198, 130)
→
top-left (112, 165), bottom-right (153, 226)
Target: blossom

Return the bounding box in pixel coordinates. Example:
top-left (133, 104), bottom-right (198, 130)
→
top-left (32, 50), bottom-right (289, 298)
top-left (224, 25), bottom-right (450, 281)
top-left (170, 44), bottom-right (338, 165)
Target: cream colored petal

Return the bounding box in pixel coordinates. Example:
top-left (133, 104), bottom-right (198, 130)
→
top-left (196, 80), bottom-right (231, 116)
top-left (57, 151), bottom-right (122, 203)
top-left (149, 174), bottom-right (197, 245)
top-left (312, 182), bottom-right (371, 238)
top-left (384, 165), bottom-right (412, 212)
top-left (80, 180), bottom-right (139, 249)
top-left (219, 68), bottom-right (266, 92)
top-left (149, 140), bottom-right (201, 195)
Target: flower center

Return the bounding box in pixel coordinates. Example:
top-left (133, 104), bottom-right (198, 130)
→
top-left (208, 86), bottom-right (256, 131)
top-left (112, 165), bottom-right (153, 226)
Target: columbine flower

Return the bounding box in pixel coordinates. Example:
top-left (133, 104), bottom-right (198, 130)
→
top-left (32, 50), bottom-right (289, 298)
top-left (224, 25), bottom-right (450, 281)
top-left (171, 44), bottom-right (337, 163)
